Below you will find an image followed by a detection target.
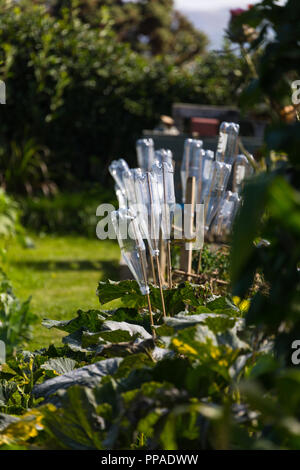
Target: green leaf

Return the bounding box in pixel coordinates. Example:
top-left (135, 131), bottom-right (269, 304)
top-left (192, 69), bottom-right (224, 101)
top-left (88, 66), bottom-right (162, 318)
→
top-left (42, 386), bottom-right (104, 449)
top-left (206, 296), bottom-right (239, 313)
top-left (102, 320), bottom-right (152, 340)
top-left (41, 358), bottom-right (77, 375)
top-left (34, 358), bottom-right (123, 401)
top-left (231, 173), bottom-right (275, 287)
top-left (97, 280), bottom-right (145, 308)
top-left (42, 309), bottom-right (105, 334)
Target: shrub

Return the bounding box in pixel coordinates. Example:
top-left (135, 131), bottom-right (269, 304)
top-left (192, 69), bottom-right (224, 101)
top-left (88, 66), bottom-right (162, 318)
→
top-left (0, 272), bottom-right (36, 356)
top-left (0, 1), bottom-right (246, 192)
top-left (20, 187), bottom-right (115, 237)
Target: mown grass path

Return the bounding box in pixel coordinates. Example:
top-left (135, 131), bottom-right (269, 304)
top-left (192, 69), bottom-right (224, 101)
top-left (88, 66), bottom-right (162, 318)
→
top-left (6, 235), bottom-right (120, 350)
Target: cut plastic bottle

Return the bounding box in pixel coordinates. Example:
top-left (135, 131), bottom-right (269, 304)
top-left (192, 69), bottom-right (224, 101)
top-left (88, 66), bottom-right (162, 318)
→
top-left (233, 154), bottom-right (254, 193)
top-left (111, 208), bottom-right (149, 296)
top-left (109, 159), bottom-right (130, 195)
top-left (204, 161), bottom-right (232, 232)
top-left (216, 122), bottom-right (240, 165)
top-left (181, 138), bottom-right (203, 203)
top-left (211, 191), bottom-right (241, 237)
top-left (151, 160), bottom-right (176, 240)
top-left (115, 184), bottom-right (127, 209)
top-left (155, 149), bottom-right (174, 167)
top-left (136, 138), bottom-right (155, 172)
top-left (134, 171), bottom-right (161, 256)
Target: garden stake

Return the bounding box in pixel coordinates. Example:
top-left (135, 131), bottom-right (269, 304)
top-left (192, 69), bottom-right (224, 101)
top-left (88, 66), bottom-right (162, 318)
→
top-left (146, 172), bottom-right (167, 318)
top-left (131, 218), bottom-right (155, 334)
top-left (162, 162), bottom-right (172, 289)
top-left (111, 208), bottom-right (155, 334)
top-left (159, 232), bottom-right (167, 286)
top-left (180, 176), bottom-right (196, 281)
top-left (138, 246), bottom-right (155, 333)
top-left (149, 253), bottom-right (157, 285)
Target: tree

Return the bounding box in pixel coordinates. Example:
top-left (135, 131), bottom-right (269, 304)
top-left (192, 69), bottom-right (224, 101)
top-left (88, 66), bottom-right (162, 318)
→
top-left (47, 0), bottom-right (208, 64)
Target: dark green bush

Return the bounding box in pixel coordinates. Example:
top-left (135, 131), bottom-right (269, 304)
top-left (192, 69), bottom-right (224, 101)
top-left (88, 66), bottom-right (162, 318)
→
top-left (0, 1), bottom-right (246, 192)
top-left (19, 187), bottom-right (115, 237)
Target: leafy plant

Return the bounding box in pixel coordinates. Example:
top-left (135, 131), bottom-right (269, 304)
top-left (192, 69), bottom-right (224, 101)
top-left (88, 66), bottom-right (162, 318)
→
top-left (19, 187), bottom-right (115, 237)
top-left (0, 188), bottom-right (28, 259)
top-left (0, 273), bottom-right (37, 356)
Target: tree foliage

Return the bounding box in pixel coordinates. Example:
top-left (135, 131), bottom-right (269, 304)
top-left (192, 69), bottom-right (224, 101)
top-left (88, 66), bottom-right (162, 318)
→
top-left (0, 1), bottom-right (245, 192)
top-left (48, 0), bottom-right (208, 64)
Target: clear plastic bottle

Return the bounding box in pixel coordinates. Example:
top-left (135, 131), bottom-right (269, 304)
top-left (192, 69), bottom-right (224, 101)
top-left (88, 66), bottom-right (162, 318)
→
top-left (122, 169), bottom-right (138, 209)
top-left (155, 148), bottom-right (174, 167)
top-left (204, 161), bottom-right (232, 232)
top-left (134, 171), bottom-right (161, 256)
top-left (115, 184), bottom-right (127, 209)
top-left (136, 138), bottom-right (155, 171)
top-left (211, 191), bottom-right (241, 236)
top-left (188, 147), bottom-right (215, 205)
top-left (151, 160), bottom-right (176, 240)
top-left (109, 159), bottom-right (130, 194)
top-left (181, 138), bottom-right (203, 202)
top-left (216, 122), bottom-right (240, 165)
top-left (199, 150), bottom-right (215, 204)
top-left (111, 209), bottom-right (149, 295)
top-left (233, 154), bottom-right (254, 193)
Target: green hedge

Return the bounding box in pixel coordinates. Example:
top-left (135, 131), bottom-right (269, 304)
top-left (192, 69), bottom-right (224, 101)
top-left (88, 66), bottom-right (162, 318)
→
top-left (0, 1), bottom-right (246, 192)
top-left (19, 187), bottom-right (115, 237)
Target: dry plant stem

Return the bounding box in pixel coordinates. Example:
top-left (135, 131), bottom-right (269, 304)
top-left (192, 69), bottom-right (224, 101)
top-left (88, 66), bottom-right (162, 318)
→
top-left (150, 254), bottom-right (157, 285)
top-left (196, 248), bottom-right (203, 274)
top-left (159, 230), bottom-right (167, 285)
top-left (238, 138), bottom-right (259, 172)
top-left (217, 191), bottom-right (230, 237)
top-left (180, 176), bottom-right (196, 281)
top-left (146, 293), bottom-right (155, 337)
top-left (162, 163), bottom-right (172, 288)
top-left (195, 155), bottom-right (203, 276)
top-left (167, 240), bottom-right (172, 289)
top-left (173, 269), bottom-right (229, 285)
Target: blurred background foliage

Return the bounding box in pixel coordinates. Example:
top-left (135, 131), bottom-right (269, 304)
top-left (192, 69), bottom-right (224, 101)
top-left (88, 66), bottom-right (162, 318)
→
top-left (230, 0), bottom-right (300, 368)
top-left (48, 0), bottom-right (209, 64)
top-left (0, 0), bottom-right (248, 193)
top-left (0, 0), bottom-right (299, 450)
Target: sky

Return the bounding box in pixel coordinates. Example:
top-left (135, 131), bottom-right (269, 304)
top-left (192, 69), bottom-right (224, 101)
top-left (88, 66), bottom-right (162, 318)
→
top-left (174, 0), bottom-right (262, 11)
top-left (174, 0), bottom-right (285, 49)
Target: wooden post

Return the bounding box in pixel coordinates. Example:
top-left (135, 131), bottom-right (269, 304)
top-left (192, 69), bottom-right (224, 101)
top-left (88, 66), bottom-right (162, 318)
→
top-left (159, 234), bottom-right (167, 286)
top-left (149, 253), bottom-right (157, 286)
top-left (180, 176), bottom-right (196, 281)
top-left (139, 251), bottom-right (155, 335)
top-left (147, 173), bottom-right (167, 318)
top-left (167, 239), bottom-right (172, 289)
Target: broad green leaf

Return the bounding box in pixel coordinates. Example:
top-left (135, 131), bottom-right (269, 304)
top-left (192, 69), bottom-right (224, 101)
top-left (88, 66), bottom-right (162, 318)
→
top-left (102, 320), bottom-right (152, 340)
top-left (41, 358), bottom-right (77, 375)
top-left (34, 358), bottom-right (123, 400)
top-left (42, 387), bottom-right (104, 450)
top-left (42, 309), bottom-right (105, 334)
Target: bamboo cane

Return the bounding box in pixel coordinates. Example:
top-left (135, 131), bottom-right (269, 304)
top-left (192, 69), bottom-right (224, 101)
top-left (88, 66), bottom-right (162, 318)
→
top-left (180, 176), bottom-right (196, 281)
top-left (146, 173), bottom-right (167, 318)
top-left (162, 163), bottom-right (172, 289)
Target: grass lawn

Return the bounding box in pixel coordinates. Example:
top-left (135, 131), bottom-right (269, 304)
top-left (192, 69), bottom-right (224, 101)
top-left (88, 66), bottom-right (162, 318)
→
top-left (5, 234), bottom-right (120, 350)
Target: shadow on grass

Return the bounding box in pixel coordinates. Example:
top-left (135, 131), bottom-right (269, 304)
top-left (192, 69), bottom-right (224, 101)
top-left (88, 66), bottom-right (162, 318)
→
top-left (13, 259), bottom-right (120, 279)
